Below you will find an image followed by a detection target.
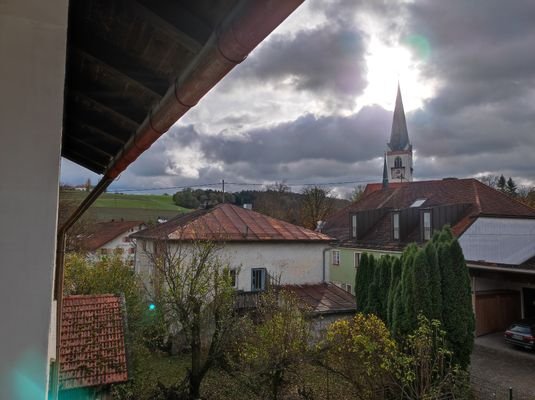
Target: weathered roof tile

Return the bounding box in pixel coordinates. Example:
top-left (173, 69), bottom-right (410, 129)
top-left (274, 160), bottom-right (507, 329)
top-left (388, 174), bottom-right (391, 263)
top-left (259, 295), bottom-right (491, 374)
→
top-left (59, 294), bottom-right (128, 390)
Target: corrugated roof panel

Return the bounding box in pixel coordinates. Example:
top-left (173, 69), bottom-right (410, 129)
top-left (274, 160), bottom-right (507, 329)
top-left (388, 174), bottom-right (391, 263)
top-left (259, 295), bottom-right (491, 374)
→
top-left (134, 204), bottom-right (333, 242)
top-left (459, 217), bottom-right (535, 265)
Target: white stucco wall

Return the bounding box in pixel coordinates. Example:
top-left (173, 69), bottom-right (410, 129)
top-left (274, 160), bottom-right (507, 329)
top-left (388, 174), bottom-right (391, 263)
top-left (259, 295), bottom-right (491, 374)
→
top-left (0, 1), bottom-right (69, 398)
top-left (87, 225), bottom-right (145, 265)
top-left (135, 240), bottom-right (330, 291)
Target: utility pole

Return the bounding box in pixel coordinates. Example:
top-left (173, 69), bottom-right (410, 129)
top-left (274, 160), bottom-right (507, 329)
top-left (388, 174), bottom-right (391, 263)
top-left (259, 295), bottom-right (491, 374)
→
top-left (222, 179), bottom-right (225, 203)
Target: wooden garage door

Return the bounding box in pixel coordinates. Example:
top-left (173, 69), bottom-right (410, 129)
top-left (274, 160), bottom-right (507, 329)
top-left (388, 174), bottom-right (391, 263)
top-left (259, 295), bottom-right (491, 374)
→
top-left (475, 291), bottom-right (521, 336)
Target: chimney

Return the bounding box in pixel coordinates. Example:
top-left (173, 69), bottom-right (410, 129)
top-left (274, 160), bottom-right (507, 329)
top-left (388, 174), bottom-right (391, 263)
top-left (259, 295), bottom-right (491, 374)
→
top-left (315, 220), bottom-right (325, 232)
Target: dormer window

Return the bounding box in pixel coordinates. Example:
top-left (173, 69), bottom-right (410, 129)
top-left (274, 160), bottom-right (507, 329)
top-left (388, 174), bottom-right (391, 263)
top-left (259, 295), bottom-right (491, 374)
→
top-left (423, 211), bottom-right (432, 240)
top-left (393, 212), bottom-right (400, 240)
top-left (351, 214), bottom-right (357, 238)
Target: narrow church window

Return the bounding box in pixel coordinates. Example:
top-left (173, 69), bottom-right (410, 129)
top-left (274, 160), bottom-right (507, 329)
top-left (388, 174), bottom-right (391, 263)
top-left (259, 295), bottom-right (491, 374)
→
top-left (394, 156), bottom-right (402, 168)
top-left (351, 214), bottom-right (357, 238)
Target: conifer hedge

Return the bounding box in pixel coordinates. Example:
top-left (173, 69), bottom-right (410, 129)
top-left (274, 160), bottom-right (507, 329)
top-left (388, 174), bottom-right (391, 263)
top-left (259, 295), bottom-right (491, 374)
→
top-left (354, 226), bottom-right (475, 369)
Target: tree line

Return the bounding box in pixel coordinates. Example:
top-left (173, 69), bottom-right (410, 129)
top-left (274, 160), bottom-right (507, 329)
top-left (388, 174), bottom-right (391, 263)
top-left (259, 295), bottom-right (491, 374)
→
top-left (479, 174), bottom-right (535, 207)
top-left (172, 184), bottom-right (349, 230)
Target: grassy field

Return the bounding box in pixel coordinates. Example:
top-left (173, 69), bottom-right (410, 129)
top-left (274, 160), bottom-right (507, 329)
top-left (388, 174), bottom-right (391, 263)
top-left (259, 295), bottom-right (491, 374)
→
top-left (60, 191), bottom-right (191, 222)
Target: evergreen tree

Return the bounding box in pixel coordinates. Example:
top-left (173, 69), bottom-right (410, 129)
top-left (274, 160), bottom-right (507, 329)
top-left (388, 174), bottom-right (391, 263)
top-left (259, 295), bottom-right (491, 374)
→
top-left (391, 281), bottom-right (403, 337)
top-left (437, 225), bottom-right (454, 243)
top-left (366, 280), bottom-right (381, 316)
top-left (506, 177), bottom-right (518, 196)
top-left (355, 253), bottom-right (370, 312)
top-left (411, 249), bottom-right (433, 319)
top-left (387, 257), bottom-right (402, 328)
top-left (442, 239), bottom-right (475, 368)
top-left (400, 244), bottom-right (418, 334)
top-left (376, 256), bottom-right (392, 320)
top-left (497, 174), bottom-right (506, 192)
top-left (362, 255), bottom-right (377, 314)
top-left (424, 241), bottom-right (442, 320)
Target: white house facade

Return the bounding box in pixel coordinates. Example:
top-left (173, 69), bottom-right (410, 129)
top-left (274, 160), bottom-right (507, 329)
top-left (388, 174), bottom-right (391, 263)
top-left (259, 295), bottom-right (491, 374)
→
top-left (82, 221), bottom-right (146, 265)
top-left (131, 204), bottom-right (333, 293)
top-left (135, 240), bottom-right (329, 292)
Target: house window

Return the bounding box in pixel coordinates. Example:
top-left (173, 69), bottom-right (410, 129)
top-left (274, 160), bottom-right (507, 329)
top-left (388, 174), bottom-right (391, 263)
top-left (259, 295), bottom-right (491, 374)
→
top-left (141, 240), bottom-right (147, 252)
top-left (332, 250), bottom-right (340, 266)
top-left (354, 252), bottom-right (361, 268)
top-left (351, 214), bottom-right (357, 238)
top-left (393, 212), bottom-right (400, 240)
top-left (251, 268), bottom-right (266, 291)
top-left (345, 284), bottom-right (352, 294)
top-left (100, 248), bottom-right (109, 255)
top-left (229, 269), bottom-right (237, 288)
top-left (123, 236), bottom-right (131, 243)
top-left (394, 156), bottom-right (402, 168)
top-left (128, 247), bottom-right (135, 255)
top-left (423, 211), bottom-right (432, 241)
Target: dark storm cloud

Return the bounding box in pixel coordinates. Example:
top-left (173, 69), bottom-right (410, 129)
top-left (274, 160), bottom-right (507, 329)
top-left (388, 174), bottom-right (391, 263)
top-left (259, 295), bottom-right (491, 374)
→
top-left (406, 0), bottom-right (535, 114)
top-left (402, 0), bottom-right (535, 181)
top-left (61, 0), bottom-right (535, 190)
top-left (237, 19), bottom-right (367, 104)
top-left (194, 105), bottom-right (390, 166)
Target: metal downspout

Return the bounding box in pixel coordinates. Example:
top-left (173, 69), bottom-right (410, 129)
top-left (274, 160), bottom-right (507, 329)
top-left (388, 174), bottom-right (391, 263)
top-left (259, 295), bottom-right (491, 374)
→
top-left (322, 247), bottom-right (332, 283)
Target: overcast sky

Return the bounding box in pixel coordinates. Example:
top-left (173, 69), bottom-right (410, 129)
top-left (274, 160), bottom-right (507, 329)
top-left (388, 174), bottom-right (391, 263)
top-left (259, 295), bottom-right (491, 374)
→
top-left (61, 0), bottom-right (535, 197)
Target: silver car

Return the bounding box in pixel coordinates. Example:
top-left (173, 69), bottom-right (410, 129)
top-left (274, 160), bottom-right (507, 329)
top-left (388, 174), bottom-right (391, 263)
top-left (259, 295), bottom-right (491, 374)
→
top-left (504, 319), bottom-right (535, 350)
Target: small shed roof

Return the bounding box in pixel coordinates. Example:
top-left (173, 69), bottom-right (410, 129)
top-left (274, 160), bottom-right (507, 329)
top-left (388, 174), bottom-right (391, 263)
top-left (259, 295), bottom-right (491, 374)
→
top-left (284, 283), bottom-right (356, 315)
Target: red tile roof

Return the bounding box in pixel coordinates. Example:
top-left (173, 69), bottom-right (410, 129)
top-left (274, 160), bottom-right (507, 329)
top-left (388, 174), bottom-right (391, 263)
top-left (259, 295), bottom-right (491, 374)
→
top-left (325, 178), bottom-right (535, 248)
top-left (284, 283), bottom-right (356, 314)
top-left (59, 295), bottom-right (128, 390)
top-left (362, 182), bottom-right (405, 197)
top-left (82, 221), bottom-right (145, 251)
top-left (132, 203), bottom-right (333, 242)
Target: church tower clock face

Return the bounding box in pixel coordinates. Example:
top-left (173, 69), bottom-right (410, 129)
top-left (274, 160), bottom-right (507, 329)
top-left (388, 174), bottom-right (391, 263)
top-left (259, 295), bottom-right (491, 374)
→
top-left (384, 85), bottom-right (413, 183)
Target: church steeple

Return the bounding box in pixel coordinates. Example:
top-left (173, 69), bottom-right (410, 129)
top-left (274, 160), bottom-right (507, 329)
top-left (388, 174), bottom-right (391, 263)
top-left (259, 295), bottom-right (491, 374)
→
top-left (385, 84), bottom-right (413, 182)
top-left (388, 84), bottom-right (411, 151)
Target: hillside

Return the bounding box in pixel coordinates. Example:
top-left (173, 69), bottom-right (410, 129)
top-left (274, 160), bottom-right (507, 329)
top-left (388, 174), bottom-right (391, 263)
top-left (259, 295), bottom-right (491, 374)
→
top-left (60, 191), bottom-right (190, 223)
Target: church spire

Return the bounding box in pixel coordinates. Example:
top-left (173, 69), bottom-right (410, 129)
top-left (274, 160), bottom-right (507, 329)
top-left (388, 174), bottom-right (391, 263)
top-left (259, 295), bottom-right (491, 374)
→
top-left (384, 84), bottom-right (414, 182)
top-left (388, 83), bottom-right (410, 151)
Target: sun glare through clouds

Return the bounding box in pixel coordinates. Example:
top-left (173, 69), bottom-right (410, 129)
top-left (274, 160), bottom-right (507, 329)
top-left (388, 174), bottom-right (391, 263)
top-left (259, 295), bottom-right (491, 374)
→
top-left (357, 37), bottom-right (436, 112)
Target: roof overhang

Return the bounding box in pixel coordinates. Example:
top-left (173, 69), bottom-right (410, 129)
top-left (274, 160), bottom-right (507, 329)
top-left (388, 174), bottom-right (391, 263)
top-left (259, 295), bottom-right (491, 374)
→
top-left (60, 0), bottom-right (304, 232)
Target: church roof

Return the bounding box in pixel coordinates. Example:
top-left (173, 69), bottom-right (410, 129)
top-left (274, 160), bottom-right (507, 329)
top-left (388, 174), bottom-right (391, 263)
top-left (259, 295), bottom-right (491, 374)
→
top-left (323, 178), bottom-right (535, 248)
top-left (388, 85), bottom-right (410, 151)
